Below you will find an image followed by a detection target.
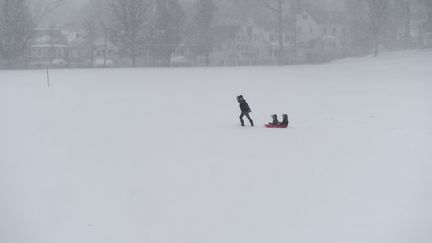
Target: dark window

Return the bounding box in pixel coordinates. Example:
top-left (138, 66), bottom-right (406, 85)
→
top-left (56, 48), bottom-right (63, 57)
top-left (247, 26), bottom-right (252, 39)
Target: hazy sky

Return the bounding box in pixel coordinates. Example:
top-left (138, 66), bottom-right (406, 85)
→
top-left (63, 0), bottom-right (196, 5)
top-left (64, 0), bottom-right (89, 6)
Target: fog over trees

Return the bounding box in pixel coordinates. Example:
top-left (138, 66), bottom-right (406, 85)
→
top-left (0, 0), bottom-right (431, 69)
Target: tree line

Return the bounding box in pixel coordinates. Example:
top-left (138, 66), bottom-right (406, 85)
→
top-left (1, 0), bottom-right (432, 69)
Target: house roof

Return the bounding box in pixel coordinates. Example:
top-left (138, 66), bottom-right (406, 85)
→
top-left (424, 20), bottom-right (432, 32)
top-left (308, 34), bottom-right (339, 48)
top-left (255, 18), bottom-right (295, 33)
top-left (69, 36), bottom-right (86, 47)
top-left (94, 37), bottom-right (117, 49)
top-left (307, 10), bottom-right (347, 25)
top-left (212, 25), bottom-right (241, 45)
top-left (30, 29), bottom-right (69, 46)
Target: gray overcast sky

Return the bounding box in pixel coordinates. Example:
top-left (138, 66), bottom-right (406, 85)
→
top-left (63, 0), bottom-right (196, 5)
top-left (64, 0), bottom-right (89, 5)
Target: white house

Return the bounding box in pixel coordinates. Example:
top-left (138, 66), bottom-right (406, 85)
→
top-left (68, 31), bottom-right (118, 68)
top-left (186, 9), bottom-right (349, 66)
top-left (206, 19), bottom-right (272, 66)
top-left (28, 29), bottom-right (69, 68)
top-left (257, 20), bottom-right (296, 64)
top-left (296, 9), bottom-right (349, 62)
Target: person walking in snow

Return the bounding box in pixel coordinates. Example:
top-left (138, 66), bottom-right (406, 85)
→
top-left (237, 95), bottom-right (254, 127)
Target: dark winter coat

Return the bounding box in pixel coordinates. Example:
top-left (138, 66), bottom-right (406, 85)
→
top-left (280, 117), bottom-right (289, 126)
top-left (239, 100), bottom-right (251, 113)
top-left (269, 115), bottom-right (279, 126)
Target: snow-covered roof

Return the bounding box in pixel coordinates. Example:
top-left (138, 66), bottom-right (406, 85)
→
top-left (30, 29), bottom-right (69, 46)
top-left (31, 44), bottom-right (68, 48)
top-left (307, 9), bottom-right (346, 25)
top-left (212, 25), bottom-right (242, 45)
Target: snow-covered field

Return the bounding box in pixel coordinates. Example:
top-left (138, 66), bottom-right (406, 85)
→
top-left (1, 50), bottom-right (432, 243)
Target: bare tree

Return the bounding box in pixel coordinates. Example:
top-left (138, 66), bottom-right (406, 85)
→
top-left (427, 0), bottom-right (432, 19)
top-left (289, 0), bottom-right (301, 64)
top-left (262, 0), bottom-right (286, 65)
top-left (345, 0), bottom-right (373, 56)
top-left (109, 0), bottom-right (149, 67)
top-left (28, 0), bottom-right (63, 25)
top-left (366, 0), bottom-right (389, 56)
top-left (192, 0), bottom-right (216, 66)
top-left (423, 0), bottom-right (432, 38)
top-left (149, 0), bottom-right (185, 67)
top-left (83, 16), bottom-right (98, 67)
top-left (402, 0), bottom-right (412, 48)
top-left (0, 0), bottom-right (34, 68)
top-left (413, 0), bottom-right (432, 48)
top-left (48, 25), bottom-right (55, 65)
top-left (0, 0), bottom-right (63, 68)
top-left (80, 0), bottom-right (102, 67)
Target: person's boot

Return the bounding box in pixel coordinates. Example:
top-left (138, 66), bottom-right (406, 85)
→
top-left (250, 120), bottom-right (254, 127)
top-left (240, 119), bottom-right (245, 127)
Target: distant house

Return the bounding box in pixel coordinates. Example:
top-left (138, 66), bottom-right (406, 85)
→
top-left (257, 20), bottom-right (296, 65)
top-left (252, 9), bottom-right (349, 64)
top-left (67, 31), bottom-right (88, 67)
top-left (296, 10), bottom-right (323, 44)
top-left (182, 9), bottom-right (349, 66)
top-left (28, 29), bottom-right (69, 68)
top-left (93, 37), bottom-right (118, 67)
top-left (418, 15), bottom-right (432, 48)
top-left (68, 32), bottom-right (118, 68)
top-left (197, 19), bottom-right (271, 66)
top-left (297, 10), bottom-right (349, 62)
top-left (409, 3), bottom-right (432, 48)
top-left (423, 27), bottom-right (432, 47)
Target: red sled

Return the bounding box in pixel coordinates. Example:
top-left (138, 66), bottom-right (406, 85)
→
top-left (265, 124), bottom-right (288, 128)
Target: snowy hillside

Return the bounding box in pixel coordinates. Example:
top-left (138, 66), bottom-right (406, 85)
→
top-left (1, 50), bottom-right (432, 243)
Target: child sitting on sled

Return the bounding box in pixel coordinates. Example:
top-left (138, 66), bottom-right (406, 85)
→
top-left (280, 114), bottom-right (289, 127)
top-left (266, 114), bottom-right (289, 128)
top-left (268, 114), bottom-right (280, 126)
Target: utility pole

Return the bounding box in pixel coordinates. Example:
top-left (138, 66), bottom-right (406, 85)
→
top-left (263, 0), bottom-right (286, 65)
top-left (49, 28), bottom-right (55, 66)
top-left (403, 0), bottom-right (411, 49)
top-left (46, 66), bottom-right (50, 87)
top-left (277, 0), bottom-right (284, 65)
top-left (104, 27), bottom-right (108, 68)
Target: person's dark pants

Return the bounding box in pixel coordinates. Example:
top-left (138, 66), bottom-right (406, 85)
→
top-left (240, 112), bottom-right (254, 126)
